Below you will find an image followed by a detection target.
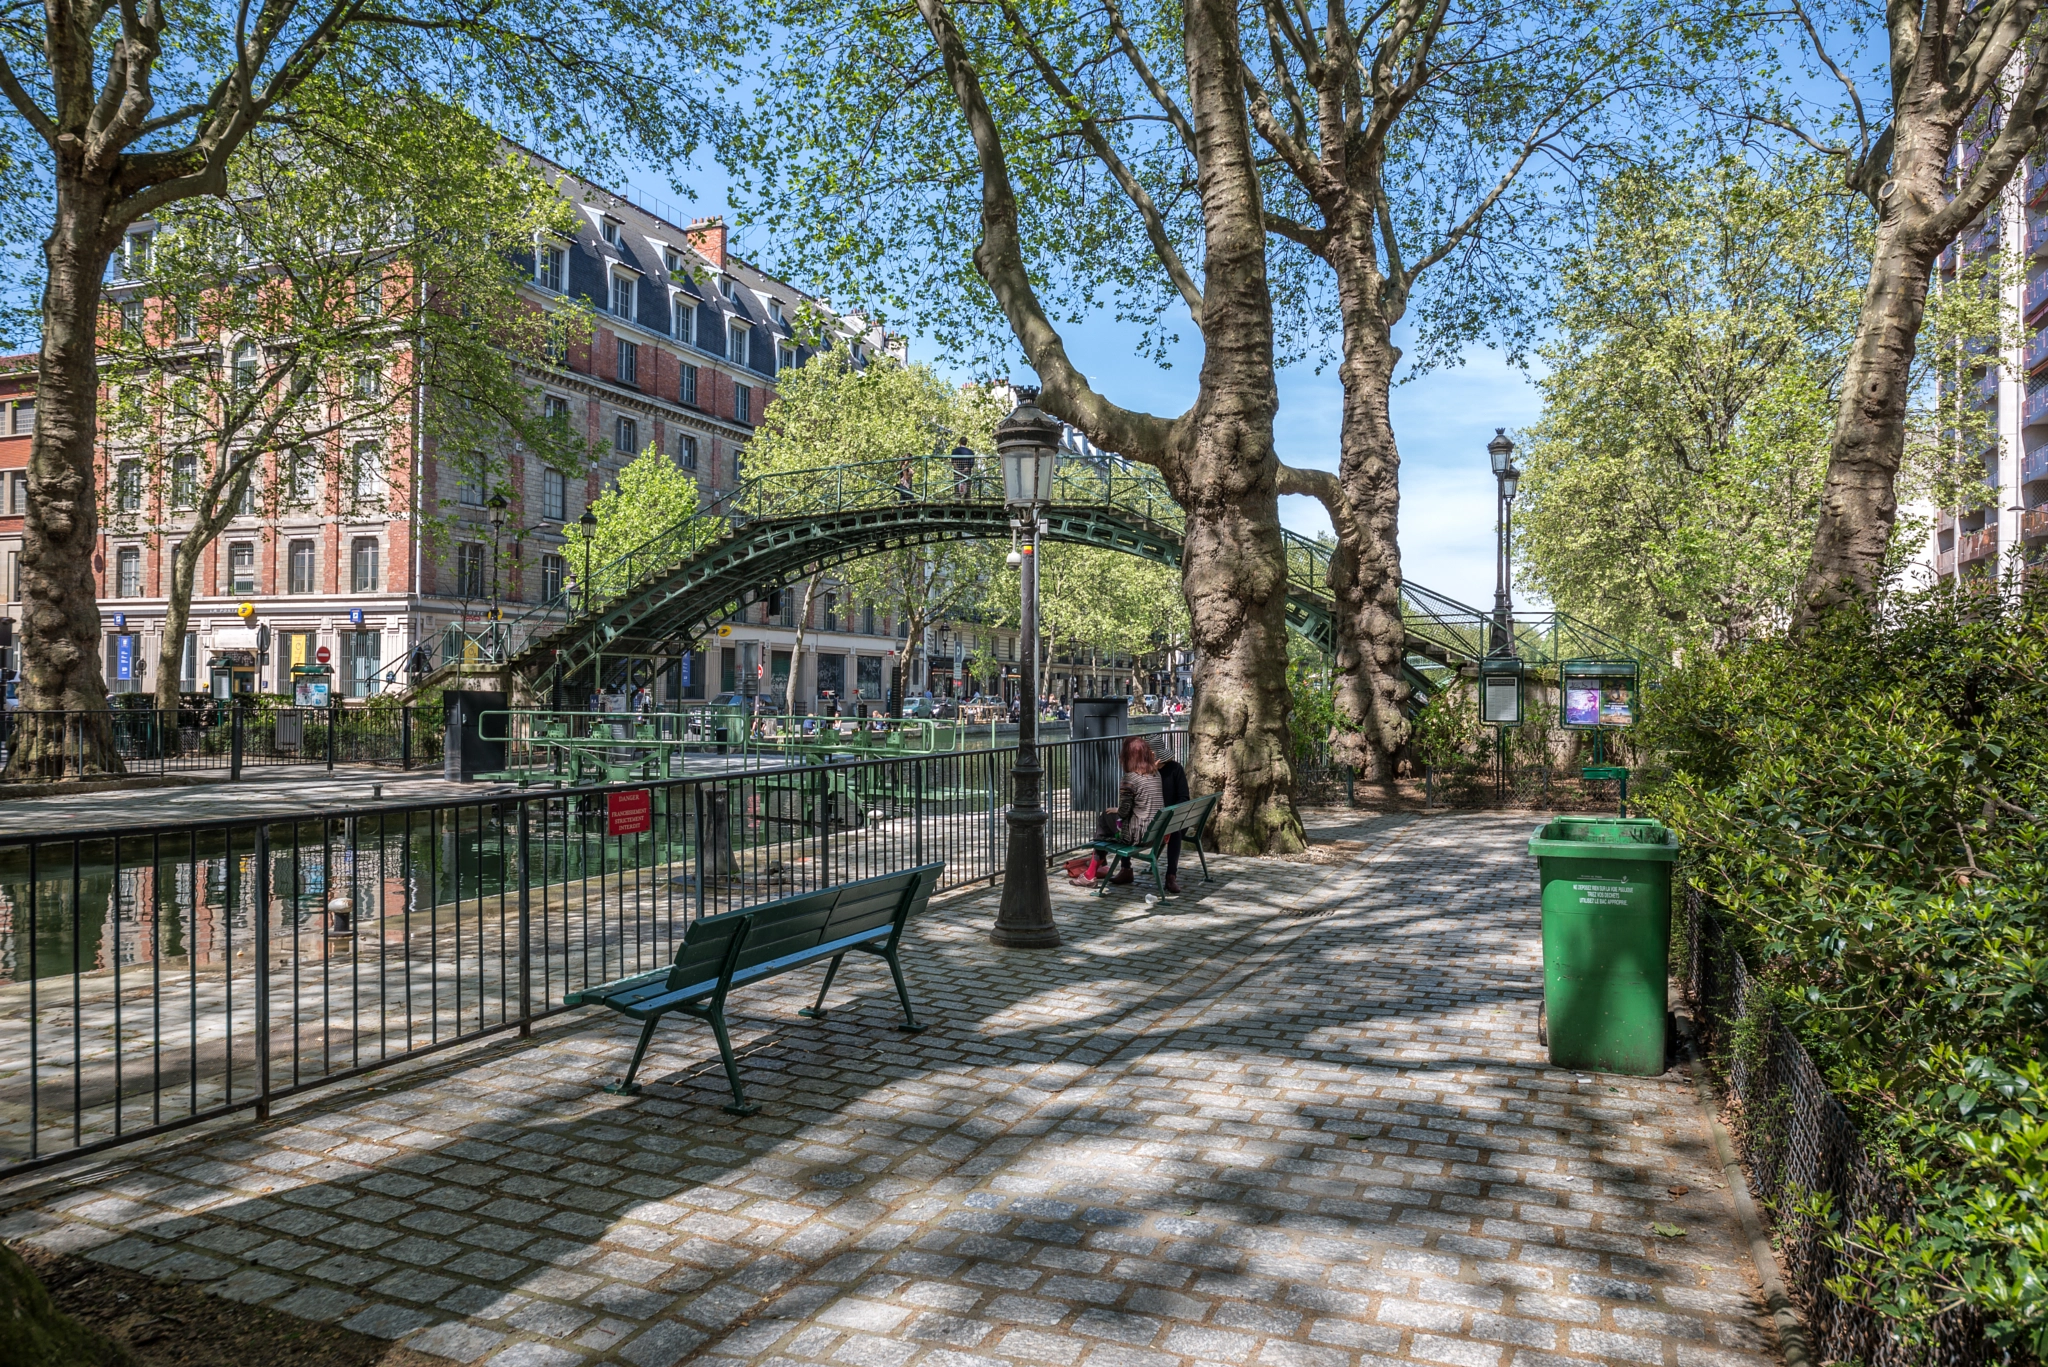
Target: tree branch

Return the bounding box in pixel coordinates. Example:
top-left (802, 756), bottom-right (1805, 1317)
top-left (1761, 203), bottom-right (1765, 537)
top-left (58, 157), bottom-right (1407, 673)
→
top-left (1102, 0), bottom-right (1196, 156)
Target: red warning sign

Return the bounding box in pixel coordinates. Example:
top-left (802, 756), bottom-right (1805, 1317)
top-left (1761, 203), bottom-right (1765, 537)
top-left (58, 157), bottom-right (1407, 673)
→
top-left (606, 789), bottom-right (652, 836)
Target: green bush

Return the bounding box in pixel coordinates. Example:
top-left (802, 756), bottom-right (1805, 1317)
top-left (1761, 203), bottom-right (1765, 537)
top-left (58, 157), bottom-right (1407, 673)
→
top-left (1641, 581), bottom-right (2048, 1354)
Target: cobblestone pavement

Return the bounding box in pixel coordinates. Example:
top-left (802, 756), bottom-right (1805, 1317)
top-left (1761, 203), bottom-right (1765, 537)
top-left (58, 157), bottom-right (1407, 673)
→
top-left (0, 812), bottom-right (1781, 1367)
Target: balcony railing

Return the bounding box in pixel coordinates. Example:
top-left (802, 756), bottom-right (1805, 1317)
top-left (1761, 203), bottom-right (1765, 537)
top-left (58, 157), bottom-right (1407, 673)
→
top-left (2031, 161), bottom-right (2048, 205)
top-left (1976, 372), bottom-right (2004, 410)
top-left (2024, 504), bottom-right (2048, 540)
top-left (1937, 508), bottom-right (1959, 533)
top-left (2028, 270), bottom-right (2048, 320)
top-left (2030, 212), bottom-right (2048, 259)
top-left (1959, 527), bottom-right (1999, 562)
top-left (1936, 549), bottom-right (1958, 575)
top-left (1968, 217), bottom-right (2003, 257)
top-left (2026, 445), bottom-right (2048, 484)
top-left (2027, 385), bottom-right (2048, 426)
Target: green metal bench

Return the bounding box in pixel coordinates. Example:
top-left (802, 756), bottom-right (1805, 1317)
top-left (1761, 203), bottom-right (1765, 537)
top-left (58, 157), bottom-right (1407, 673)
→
top-left (1089, 793), bottom-right (1218, 897)
top-left (565, 862), bottom-right (941, 1114)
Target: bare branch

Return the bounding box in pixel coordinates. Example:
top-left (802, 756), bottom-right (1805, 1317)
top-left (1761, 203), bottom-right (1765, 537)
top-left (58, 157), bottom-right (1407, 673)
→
top-left (1789, 0), bottom-right (1869, 166)
top-left (1102, 0), bottom-right (1196, 155)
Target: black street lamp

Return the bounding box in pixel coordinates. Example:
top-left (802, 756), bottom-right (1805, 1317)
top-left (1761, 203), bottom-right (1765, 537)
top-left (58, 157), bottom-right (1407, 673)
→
top-left (1487, 428), bottom-right (1521, 657)
top-left (577, 507), bottom-right (598, 611)
top-left (991, 389), bottom-right (1061, 949)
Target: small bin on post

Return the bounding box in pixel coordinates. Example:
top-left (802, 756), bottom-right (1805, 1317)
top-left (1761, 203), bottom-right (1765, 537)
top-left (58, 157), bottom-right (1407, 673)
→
top-left (1527, 817), bottom-right (1678, 1076)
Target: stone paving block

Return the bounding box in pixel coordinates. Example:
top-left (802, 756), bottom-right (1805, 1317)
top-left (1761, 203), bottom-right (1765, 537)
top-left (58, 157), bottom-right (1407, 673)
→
top-left (2, 816), bottom-right (1787, 1367)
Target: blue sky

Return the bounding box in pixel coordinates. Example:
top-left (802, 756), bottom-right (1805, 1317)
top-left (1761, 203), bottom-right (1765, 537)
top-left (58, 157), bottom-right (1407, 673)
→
top-left (614, 159), bottom-right (1548, 613)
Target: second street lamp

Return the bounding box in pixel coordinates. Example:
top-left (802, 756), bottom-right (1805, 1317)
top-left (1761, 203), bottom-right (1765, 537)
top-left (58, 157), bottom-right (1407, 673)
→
top-left (990, 389), bottom-right (1061, 949)
top-left (1487, 428), bottom-right (1520, 658)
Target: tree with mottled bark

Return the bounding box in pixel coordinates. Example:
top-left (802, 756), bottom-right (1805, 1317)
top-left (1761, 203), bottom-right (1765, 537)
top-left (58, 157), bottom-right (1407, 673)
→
top-left (1763, 0), bottom-right (2048, 623)
top-left (0, 0), bottom-right (733, 777)
top-left (740, 0), bottom-right (1306, 852)
top-left (1235, 0), bottom-right (1700, 779)
top-left (99, 94), bottom-right (588, 725)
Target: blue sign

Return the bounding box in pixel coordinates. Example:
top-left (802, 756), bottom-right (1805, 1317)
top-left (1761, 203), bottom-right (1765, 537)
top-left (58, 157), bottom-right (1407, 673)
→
top-left (115, 634), bottom-right (132, 681)
top-left (112, 612), bottom-right (125, 630)
top-left (680, 653), bottom-right (692, 686)
top-left (349, 608), bottom-right (364, 625)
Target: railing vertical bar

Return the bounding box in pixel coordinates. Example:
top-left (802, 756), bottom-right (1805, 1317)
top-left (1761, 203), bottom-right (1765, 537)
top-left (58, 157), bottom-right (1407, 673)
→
top-left (70, 836), bottom-right (81, 1146)
top-left (112, 833), bottom-right (124, 1137)
top-left (27, 841), bottom-right (38, 1159)
top-left (254, 822), bottom-right (271, 1121)
top-left (518, 801), bottom-right (532, 1036)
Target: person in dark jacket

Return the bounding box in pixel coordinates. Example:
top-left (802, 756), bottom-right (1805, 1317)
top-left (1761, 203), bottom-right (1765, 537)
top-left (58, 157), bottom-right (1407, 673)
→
top-left (1158, 754), bottom-right (1190, 894)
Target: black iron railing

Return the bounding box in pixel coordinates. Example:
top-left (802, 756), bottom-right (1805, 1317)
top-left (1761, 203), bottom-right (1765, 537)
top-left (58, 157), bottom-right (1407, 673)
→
top-left (0, 730), bottom-right (1186, 1175)
top-left (1683, 891), bottom-right (1996, 1367)
top-left (0, 705), bottom-right (445, 780)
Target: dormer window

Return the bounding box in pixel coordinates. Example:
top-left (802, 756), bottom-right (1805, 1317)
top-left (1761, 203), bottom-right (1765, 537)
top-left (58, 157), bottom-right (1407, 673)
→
top-left (663, 248), bottom-right (685, 275)
top-left (767, 299), bottom-right (785, 325)
top-left (600, 216), bottom-right (623, 248)
top-left (778, 341), bottom-right (797, 373)
top-left (673, 292), bottom-right (695, 345)
top-left (536, 243), bottom-right (565, 292)
top-left (717, 274), bottom-right (738, 301)
top-left (610, 270), bottom-right (636, 322)
top-left (728, 319), bottom-right (749, 364)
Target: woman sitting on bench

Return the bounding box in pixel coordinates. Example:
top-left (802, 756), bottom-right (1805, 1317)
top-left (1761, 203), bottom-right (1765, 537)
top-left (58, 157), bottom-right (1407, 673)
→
top-left (1072, 736), bottom-right (1163, 886)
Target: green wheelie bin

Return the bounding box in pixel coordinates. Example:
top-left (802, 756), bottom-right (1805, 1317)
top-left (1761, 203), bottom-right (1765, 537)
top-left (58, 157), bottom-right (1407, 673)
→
top-left (1528, 817), bottom-right (1678, 1076)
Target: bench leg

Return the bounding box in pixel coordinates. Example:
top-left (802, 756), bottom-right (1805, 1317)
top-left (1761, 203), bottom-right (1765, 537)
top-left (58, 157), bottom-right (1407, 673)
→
top-left (1148, 854), bottom-right (1165, 898)
top-left (707, 1010), bottom-right (758, 1116)
top-left (1197, 842), bottom-right (1211, 882)
top-left (800, 952), bottom-right (846, 1020)
top-left (883, 947), bottom-right (926, 1033)
top-left (606, 1017), bottom-right (661, 1096)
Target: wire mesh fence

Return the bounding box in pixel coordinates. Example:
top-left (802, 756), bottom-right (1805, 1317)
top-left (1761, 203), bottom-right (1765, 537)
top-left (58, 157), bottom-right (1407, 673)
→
top-left (0, 729), bottom-right (1185, 1176)
top-left (1682, 890), bottom-right (1998, 1367)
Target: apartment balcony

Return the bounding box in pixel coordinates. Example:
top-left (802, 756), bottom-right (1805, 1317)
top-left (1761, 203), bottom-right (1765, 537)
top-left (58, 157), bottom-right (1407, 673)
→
top-left (2024, 504), bottom-right (2048, 540)
top-left (2026, 384), bottom-right (2048, 426)
top-left (1940, 242), bottom-right (1959, 275)
top-left (1966, 216), bottom-right (2003, 258)
top-left (1977, 371), bottom-right (2004, 407)
top-left (2030, 213), bottom-right (2048, 260)
top-left (1937, 508), bottom-right (1959, 533)
top-left (1959, 527), bottom-right (1999, 563)
top-left (2028, 269), bottom-right (2048, 321)
top-left (2032, 161), bottom-right (2048, 206)
top-left (2026, 444), bottom-right (2048, 484)
top-left (1936, 549), bottom-right (1958, 575)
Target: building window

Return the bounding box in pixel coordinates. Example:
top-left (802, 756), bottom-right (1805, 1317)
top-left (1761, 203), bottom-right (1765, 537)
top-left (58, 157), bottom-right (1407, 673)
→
top-left (11, 400), bottom-right (31, 434)
top-left (351, 537), bottom-right (380, 592)
top-left (768, 299), bottom-right (785, 324)
top-left (616, 337), bottom-right (638, 386)
top-left (673, 295), bottom-right (695, 345)
top-left (679, 363), bottom-right (698, 407)
top-left (456, 464), bottom-right (484, 506)
top-left (600, 216), bottom-right (622, 247)
top-left (862, 603), bottom-right (876, 635)
top-left (677, 433), bottom-right (698, 470)
top-left (287, 444), bottom-right (318, 505)
top-left (288, 538), bottom-right (315, 594)
top-left (611, 271), bottom-right (636, 321)
top-left (357, 268), bottom-right (383, 317)
top-left (727, 319), bottom-right (748, 362)
top-left (615, 415), bottom-right (638, 455)
top-left (170, 454), bottom-right (197, 509)
top-left (5, 550), bottom-right (15, 602)
top-left (115, 546), bottom-right (141, 597)
top-left (717, 274), bottom-right (737, 301)
top-left (823, 592), bottom-right (838, 631)
top-left (180, 631), bottom-right (198, 691)
top-left (541, 553), bottom-right (565, 603)
top-left (778, 341), bottom-right (797, 373)
top-left (733, 446), bottom-right (743, 482)
top-left (228, 542), bottom-right (255, 594)
top-left (173, 298), bottom-right (198, 339)
top-left (119, 231), bottom-right (151, 278)
top-left (543, 394), bottom-right (570, 423)
top-left (120, 298), bottom-right (145, 334)
top-left (352, 440), bottom-right (387, 506)
top-left (115, 459), bottom-right (142, 513)
top-left (353, 364), bottom-right (381, 398)
top-left (232, 341), bottom-right (259, 389)
top-left (735, 385), bottom-right (750, 425)
top-left (456, 542), bottom-right (486, 598)
top-left (536, 244), bottom-right (565, 292)
top-left (542, 467), bottom-right (566, 521)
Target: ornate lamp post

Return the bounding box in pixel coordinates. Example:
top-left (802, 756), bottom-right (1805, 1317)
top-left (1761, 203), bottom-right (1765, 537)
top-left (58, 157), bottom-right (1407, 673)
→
top-left (577, 507), bottom-right (598, 611)
top-left (991, 390), bottom-right (1062, 949)
top-left (1487, 428), bottom-right (1521, 657)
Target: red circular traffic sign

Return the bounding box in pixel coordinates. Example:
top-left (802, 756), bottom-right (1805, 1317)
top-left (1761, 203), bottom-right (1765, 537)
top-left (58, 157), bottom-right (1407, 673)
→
top-left (315, 646), bottom-right (332, 664)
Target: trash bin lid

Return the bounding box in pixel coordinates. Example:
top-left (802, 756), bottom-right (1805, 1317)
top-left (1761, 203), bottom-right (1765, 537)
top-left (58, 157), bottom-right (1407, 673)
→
top-left (1528, 817), bottom-right (1677, 862)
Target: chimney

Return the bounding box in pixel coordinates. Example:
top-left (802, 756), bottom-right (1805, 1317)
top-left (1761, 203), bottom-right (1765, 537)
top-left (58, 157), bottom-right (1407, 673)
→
top-left (686, 216), bottom-right (728, 268)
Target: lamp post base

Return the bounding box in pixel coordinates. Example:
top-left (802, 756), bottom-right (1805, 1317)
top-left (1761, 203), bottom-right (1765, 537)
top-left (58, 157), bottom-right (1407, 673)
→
top-left (991, 804), bottom-right (1061, 948)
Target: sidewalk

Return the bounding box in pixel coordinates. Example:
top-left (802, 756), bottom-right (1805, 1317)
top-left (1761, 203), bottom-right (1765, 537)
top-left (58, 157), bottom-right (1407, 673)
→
top-left (0, 812), bottom-right (1782, 1367)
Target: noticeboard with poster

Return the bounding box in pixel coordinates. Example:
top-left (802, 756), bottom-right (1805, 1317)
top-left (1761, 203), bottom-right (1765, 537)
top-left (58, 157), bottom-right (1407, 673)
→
top-left (1559, 659), bottom-right (1637, 730)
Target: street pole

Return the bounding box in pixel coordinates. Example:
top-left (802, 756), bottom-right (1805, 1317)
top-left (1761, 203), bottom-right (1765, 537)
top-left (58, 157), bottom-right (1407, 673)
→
top-left (992, 394), bottom-right (1061, 949)
top-left (1487, 428), bottom-right (1519, 658)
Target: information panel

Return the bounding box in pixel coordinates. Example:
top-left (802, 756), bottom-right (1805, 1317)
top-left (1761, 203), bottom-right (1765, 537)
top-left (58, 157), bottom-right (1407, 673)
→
top-left (1560, 659), bottom-right (1638, 730)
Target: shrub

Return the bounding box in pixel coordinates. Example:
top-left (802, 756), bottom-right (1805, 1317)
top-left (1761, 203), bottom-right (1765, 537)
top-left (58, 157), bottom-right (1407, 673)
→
top-left (1641, 580), bottom-right (2048, 1353)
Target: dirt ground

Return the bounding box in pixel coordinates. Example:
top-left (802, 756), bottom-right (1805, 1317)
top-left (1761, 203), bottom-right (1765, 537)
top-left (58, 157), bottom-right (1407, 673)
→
top-left (17, 1243), bottom-right (443, 1367)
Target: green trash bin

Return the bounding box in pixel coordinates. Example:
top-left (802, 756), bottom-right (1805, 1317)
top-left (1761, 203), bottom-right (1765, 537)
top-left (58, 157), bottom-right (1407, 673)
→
top-left (1528, 817), bottom-right (1678, 1076)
